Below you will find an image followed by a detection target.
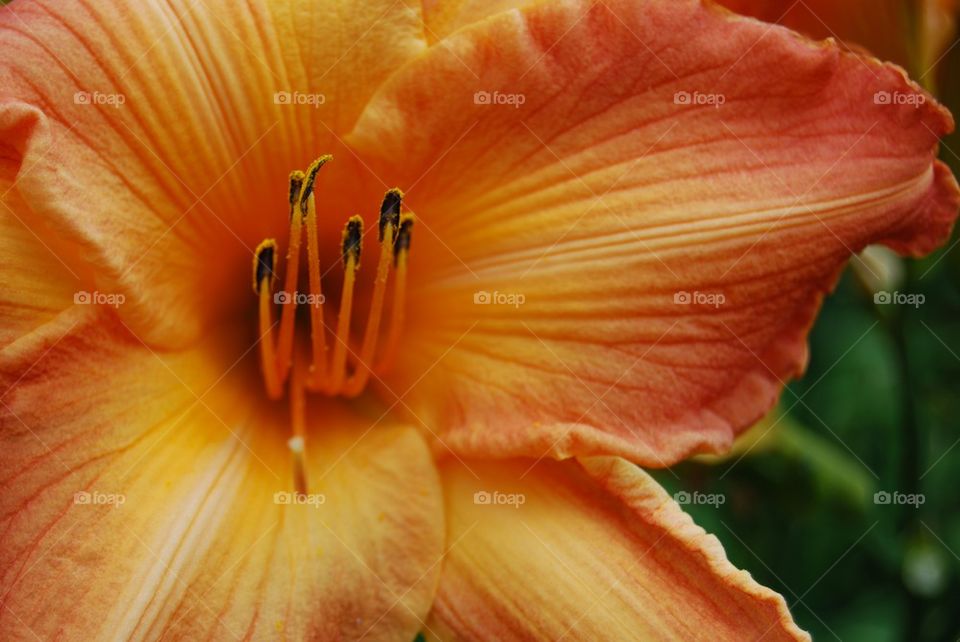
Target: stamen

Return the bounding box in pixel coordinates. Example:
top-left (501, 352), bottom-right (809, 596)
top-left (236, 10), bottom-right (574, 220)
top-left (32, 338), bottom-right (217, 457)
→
top-left (254, 239), bottom-right (283, 399)
top-left (251, 159), bottom-right (415, 491)
top-left (342, 213), bottom-right (363, 266)
top-left (379, 188), bottom-right (403, 241)
top-left (323, 216), bottom-right (363, 395)
top-left (394, 213), bottom-right (414, 258)
top-left (301, 156), bottom-right (333, 381)
top-left (252, 239), bottom-right (277, 296)
top-left (377, 214), bottom-right (414, 372)
top-left (275, 171), bottom-right (306, 384)
top-left (341, 190), bottom-right (403, 397)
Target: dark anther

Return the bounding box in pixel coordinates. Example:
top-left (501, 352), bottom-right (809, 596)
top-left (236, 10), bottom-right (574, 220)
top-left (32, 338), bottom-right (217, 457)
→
top-left (394, 215), bottom-right (413, 264)
top-left (342, 216), bottom-right (364, 267)
top-left (299, 155), bottom-right (333, 216)
top-left (253, 241), bottom-right (277, 294)
top-left (379, 188), bottom-right (403, 241)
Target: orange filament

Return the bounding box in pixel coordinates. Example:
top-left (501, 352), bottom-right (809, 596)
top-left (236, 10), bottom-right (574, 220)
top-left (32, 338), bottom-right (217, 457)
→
top-left (253, 156), bottom-right (414, 401)
top-left (254, 239), bottom-right (283, 400)
top-left (275, 171), bottom-right (306, 384)
top-left (322, 235), bottom-right (359, 395)
top-left (377, 214), bottom-right (413, 373)
top-left (310, 214), bottom-right (361, 394)
top-left (341, 223), bottom-right (394, 397)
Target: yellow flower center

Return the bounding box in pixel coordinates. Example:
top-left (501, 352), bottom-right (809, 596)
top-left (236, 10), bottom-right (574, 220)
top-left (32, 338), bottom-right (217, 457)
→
top-left (251, 156), bottom-right (413, 491)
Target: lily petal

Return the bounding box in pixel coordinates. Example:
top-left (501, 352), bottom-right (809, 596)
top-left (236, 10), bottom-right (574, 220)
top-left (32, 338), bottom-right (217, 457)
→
top-left (0, 206), bottom-right (79, 349)
top-left (0, 0), bottom-right (429, 345)
top-left (421, 0), bottom-right (540, 41)
top-left (0, 310), bottom-right (443, 640)
top-left (348, 0), bottom-right (960, 466)
top-left (427, 456), bottom-right (808, 641)
top-left (0, 105), bottom-right (91, 348)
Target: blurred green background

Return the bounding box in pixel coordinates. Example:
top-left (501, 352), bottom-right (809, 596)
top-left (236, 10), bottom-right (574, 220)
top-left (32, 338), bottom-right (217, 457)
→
top-left (649, 7), bottom-right (960, 642)
top-left (653, 258), bottom-right (960, 641)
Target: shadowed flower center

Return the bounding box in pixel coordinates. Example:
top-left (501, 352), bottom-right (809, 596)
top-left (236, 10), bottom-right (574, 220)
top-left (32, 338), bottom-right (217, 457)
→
top-left (251, 155), bottom-right (414, 491)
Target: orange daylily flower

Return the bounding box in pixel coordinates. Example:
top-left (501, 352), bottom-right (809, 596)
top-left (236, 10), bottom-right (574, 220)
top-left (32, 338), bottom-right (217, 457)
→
top-left (1, 0), bottom-right (957, 640)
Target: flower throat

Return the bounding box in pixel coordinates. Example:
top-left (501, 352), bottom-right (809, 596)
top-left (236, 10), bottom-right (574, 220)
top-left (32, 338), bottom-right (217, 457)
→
top-left (251, 156), bottom-right (413, 491)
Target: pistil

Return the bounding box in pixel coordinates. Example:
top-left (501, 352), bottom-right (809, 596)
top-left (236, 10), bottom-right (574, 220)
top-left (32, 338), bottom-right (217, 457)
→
top-left (289, 355), bottom-right (308, 494)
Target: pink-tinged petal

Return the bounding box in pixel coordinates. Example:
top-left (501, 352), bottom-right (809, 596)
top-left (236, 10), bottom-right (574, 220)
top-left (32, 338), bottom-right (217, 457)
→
top-left (346, 0), bottom-right (959, 466)
top-left (0, 0), bottom-right (430, 346)
top-left (428, 456), bottom-right (808, 641)
top-left (0, 310), bottom-right (443, 640)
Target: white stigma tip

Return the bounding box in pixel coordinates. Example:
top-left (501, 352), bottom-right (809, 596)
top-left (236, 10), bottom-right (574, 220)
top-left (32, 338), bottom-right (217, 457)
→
top-left (288, 436), bottom-right (305, 453)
